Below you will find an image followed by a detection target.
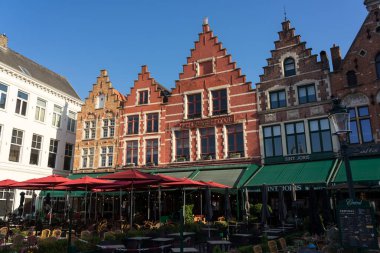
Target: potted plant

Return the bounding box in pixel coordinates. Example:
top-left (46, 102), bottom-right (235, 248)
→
top-left (229, 152), bottom-right (241, 159)
top-left (176, 157), bottom-right (187, 162)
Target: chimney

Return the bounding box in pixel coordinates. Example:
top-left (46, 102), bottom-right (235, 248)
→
top-left (364, 0), bottom-right (380, 12)
top-left (330, 44), bottom-right (342, 71)
top-left (320, 51), bottom-right (330, 71)
top-left (0, 34), bottom-right (8, 48)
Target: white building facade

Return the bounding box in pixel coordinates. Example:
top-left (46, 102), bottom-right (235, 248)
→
top-left (0, 35), bottom-right (82, 218)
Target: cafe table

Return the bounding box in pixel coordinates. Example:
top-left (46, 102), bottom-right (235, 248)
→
top-left (171, 247), bottom-right (199, 253)
top-left (167, 232), bottom-right (195, 237)
top-left (128, 236), bottom-right (152, 250)
top-left (207, 240), bottom-right (231, 253)
top-left (151, 238), bottom-right (174, 253)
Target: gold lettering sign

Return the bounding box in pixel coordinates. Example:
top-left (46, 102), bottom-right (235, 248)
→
top-left (178, 115), bottom-right (235, 129)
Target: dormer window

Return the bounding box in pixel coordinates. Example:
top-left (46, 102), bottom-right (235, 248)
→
top-left (198, 60), bottom-right (213, 76)
top-left (138, 90), bottom-right (149, 105)
top-left (96, 94), bottom-right (105, 109)
top-left (284, 57), bottom-right (296, 77)
top-left (346, 70), bottom-right (358, 87)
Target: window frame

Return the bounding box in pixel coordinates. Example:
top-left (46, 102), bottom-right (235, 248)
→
top-left (29, 133), bottom-right (42, 165)
top-left (346, 70), bottom-right (358, 87)
top-left (200, 127), bottom-right (215, 159)
top-left (226, 124), bottom-right (245, 157)
top-left (309, 118), bottom-right (332, 153)
top-left (297, 84), bottom-right (317, 104)
top-left (48, 139), bottom-right (59, 168)
top-left (15, 90), bottom-right (28, 116)
top-left (145, 139), bottom-right (158, 165)
top-left (127, 115), bottom-right (139, 135)
top-left (9, 128), bottom-right (24, 162)
top-left (263, 125), bottom-right (283, 158)
top-left (211, 89), bottom-right (228, 116)
top-left (138, 90), bottom-right (149, 105)
top-left (285, 121), bottom-right (307, 155)
top-left (52, 105), bottom-right (62, 128)
top-left (84, 120), bottom-right (96, 139)
top-left (102, 118), bottom-right (115, 138)
top-left (187, 93), bottom-right (202, 119)
top-left (284, 57), bottom-right (296, 77)
top-left (126, 140), bottom-right (139, 165)
top-left (100, 146), bottom-right (114, 167)
top-left (175, 130), bottom-right (190, 161)
top-left (67, 111), bottom-right (76, 132)
top-left (35, 98), bottom-right (46, 122)
top-left (269, 90), bottom-right (286, 109)
top-left (0, 83), bottom-right (8, 110)
top-left (81, 147), bottom-right (94, 169)
top-left (146, 113), bottom-right (159, 133)
top-left (64, 143), bottom-right (73, 171)
top-left (349, 106), bottom-right (373, 144)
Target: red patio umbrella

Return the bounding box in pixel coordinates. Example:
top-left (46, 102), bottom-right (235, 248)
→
top-left (60, 176), bottom-right (114, 224)
top-left (0, 179), bottom-right (18, 188)
top-left (200, 181), bottom-right (231, 189)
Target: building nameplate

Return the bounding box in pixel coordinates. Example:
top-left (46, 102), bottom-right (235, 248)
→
top-left (178, 115), bottom-right (235, 129)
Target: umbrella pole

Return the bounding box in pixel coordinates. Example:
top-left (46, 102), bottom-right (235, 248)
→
top-left (84, 185), bottom-right (87, 225)
top-left (119, 188), bottom-right (122, 222)
top-left (200, 191), bottom-right (203, 217)
top-left (158, 186), bottom-right (162, 224)
top-left (95, 192), bottom-right (98, 222)
top-left (112, 195), bottom-right (115, 221)
top-left (183, 189), bottom-right (186, 221)
top-left (49, 187), bottom-right (54, 225)
top-left (89, 192), bottom-right (92, 223)
top-left (148, 188), bottom-right (151, 220)
top-left (130, 186), bottom-right (133, 229)
top-left (102, 194), bottom-right (104, 217)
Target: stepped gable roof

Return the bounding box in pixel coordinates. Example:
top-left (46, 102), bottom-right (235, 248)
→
top-left (0, 46), bottom-right (80, 100)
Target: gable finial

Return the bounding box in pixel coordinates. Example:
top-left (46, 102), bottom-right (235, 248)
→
top-left (203, 17), bottom-right (209, 25)
top-left (284, 6), bottom-right (287, 21)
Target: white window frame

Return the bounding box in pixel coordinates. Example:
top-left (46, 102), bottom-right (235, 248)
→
top-left (143, 137), bottom-right (160, 165)
top-left (15, 90), bottom-right (28, 116)
top-left (0, 83), bottom-right (8, 110)
top-left (64, 143), bottom-right (74, 171)
top-left (208, 85), bottom-right (230, 116)
top-left (195, 57), bottom-right (215, 77)
top-left (183, 90), bottom-right (203, 120)
top-left (67, 111), bottom-right (76, 132)
top-left (9, 128), bottom-right (23, 162)
top-left (100, 146), bottom-right (114, 167)
top-left (48, 139), bottom-right (59, 168)
top-left (35, 98), bottom-right (46, 122)
top-left (96, 94), bottom-right (105, 109)
top-left (102, 118), bottom-right (115, 138)
top-left (52, 105), bottom-right (62, 127)
top-left (84, 120), bottom-right (96, 139)
top-left (30, 133), bottom-right (43, 165)
top-left (136, 88), bottom-right (150, 105)
top-left (81, 147), bottom-right (94, 168)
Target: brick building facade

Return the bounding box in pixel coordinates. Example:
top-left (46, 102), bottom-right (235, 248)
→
top-left (73, 70), bottom-right (126, 173)
top-left (118, 65), bottom-right (169, 168)
top-left (163, 20), bottom-right (260, 166)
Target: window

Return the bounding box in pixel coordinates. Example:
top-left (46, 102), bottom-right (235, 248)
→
top-left (227, 124), bottom-right (244, 157)
top-left (0, 83), bottom-right (8, 110)
top-left (82, 147), bottom-right (94, 168)
top-left (200, 128), bottom-right (215, 159)
top-left (67, 111), bottom-right (76, 132)
top-left (29, 134), bottom-right (42, 165)
top-left (269, 90), bottom-right (286, 109)
top-left (138, 90), bottom-right (149, 105)
top-left (48, 139), bottom-right (58, 168)
top-left (127, 115), bottom-right (139, 134)
top-left (198, 60), bottom-right (213, 76)
top-left (376, 53), bottom-right (380, 79)
top-left (146, 139), bottom-right (158, 165)
top-left (9, 129), bottom-right (23, 162)
top-left (175, 130), bottom-right (189, 161)
top-left (52, 105), bottom-right (62, 127)
top-left (102, 118), bottom-right (115, 138)
top-left (346, 70), bottom-right (358, 87)
top-left (15, 90), bottom-right (28, 116)
top-left (0, 189), bottom-right (14, 217)
top-left (298, 84), bottom-right (316, 104)
top-left (35, 98), bottom-right (46, 122)
top-left (63, 143), bottom-right (73, 171)
top-left (284, 57), bottom-right (296, 77)
top-left (349, 106), bottom-right (373, 144)
top-left (187, 94), bottom-right (202, 119)
top-left (126, 140), bottom-right (138, 165)
top-left (285, 122), bottom-right (306, 154)
top-left (84, 120), bottom-right (96, 139)
top-left (146, 113), bottom-right (159, 133)
top-left (100, 146), bottom-right (113, 167)
top-left (96, 94), bottom-right (105, 109)
top-left (212, 89), bottom-right (228, 115)
top-left (263, 125), bottom-right (283, 157)
top-left (309, 118), bottom-right (332, 153)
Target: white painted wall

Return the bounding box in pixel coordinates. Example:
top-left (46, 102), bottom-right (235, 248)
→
top-left (0, 62), bottom-right (82, 217)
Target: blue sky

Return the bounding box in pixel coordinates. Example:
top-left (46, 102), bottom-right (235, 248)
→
top-left (0, 1), bottom-right (367, 100)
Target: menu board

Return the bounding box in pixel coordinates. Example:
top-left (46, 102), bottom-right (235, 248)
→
top-left (337, 199), bottom-right (378, 249)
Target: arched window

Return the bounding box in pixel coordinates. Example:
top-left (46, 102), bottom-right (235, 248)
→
top-left (376, 53), bottom-right (380, 79)
top-left (284, 57), bottom-right (296, 77)
top-left (346, 70), bottom-right (358, 87)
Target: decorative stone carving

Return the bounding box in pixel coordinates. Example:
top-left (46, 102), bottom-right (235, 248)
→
top-left (287, 110), bottom-right (299, 120)
top-left (342, 93), bottom-right (369, 107)
top-left (310, 106), bottom-right (324, 116)
top-left (264, 113), bottom-right (276, 123)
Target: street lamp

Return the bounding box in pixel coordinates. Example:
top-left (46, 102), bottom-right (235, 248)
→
top-left (328, 98), bottom-right (355, 199)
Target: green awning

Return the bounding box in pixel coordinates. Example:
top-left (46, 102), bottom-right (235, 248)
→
top-left (159, 171), bottom-right (195, 179)
top-left (40, 190), bottom-right (85, 197)
top-left (332, 157), bottom-right (380, 184)
top-left (245, 160), bottom-right (337, 188)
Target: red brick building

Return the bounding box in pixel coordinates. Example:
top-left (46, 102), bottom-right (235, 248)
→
top-left (73, 70), bottom-right (126, 174)
top-left (118, 66), bottom-right (170, 168)
top-left (330, 0), bottom-right (380, 145)
top-left (164, 19), bottom-right (260, 166)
